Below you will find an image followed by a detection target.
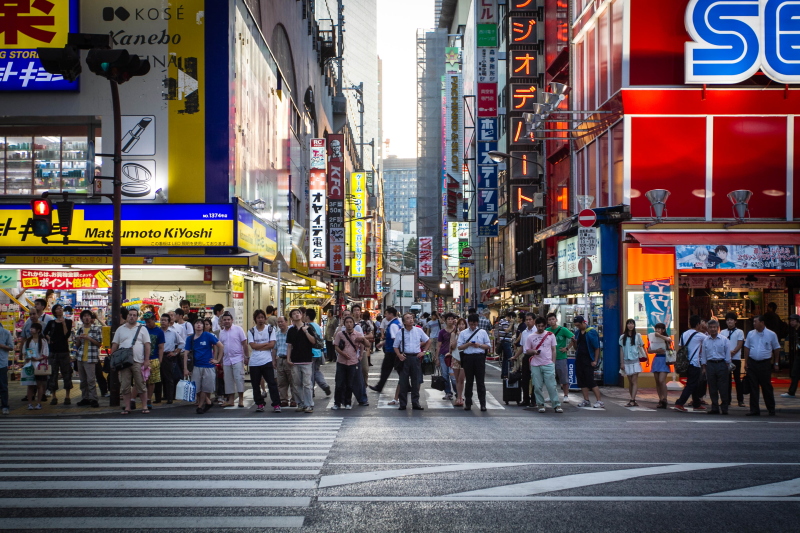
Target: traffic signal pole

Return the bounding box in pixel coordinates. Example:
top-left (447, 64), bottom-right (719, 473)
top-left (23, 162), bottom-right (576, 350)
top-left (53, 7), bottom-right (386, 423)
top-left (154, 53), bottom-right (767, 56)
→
top-left (108, 80), bottom-right (122, 407)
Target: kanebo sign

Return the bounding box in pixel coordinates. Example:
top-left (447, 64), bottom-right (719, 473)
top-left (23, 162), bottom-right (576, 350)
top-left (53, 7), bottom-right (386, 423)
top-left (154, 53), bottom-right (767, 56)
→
top-left (685, 0), bottom-right (800, 84)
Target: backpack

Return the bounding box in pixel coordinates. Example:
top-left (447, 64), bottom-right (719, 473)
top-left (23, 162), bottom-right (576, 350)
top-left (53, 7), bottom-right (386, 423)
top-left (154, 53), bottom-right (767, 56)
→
top-left (675, 331), bottom-right (700, 373)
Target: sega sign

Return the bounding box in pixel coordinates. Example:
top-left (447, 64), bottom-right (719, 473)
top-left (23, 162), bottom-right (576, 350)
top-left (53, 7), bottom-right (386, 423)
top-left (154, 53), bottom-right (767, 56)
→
top-left (685, 0), bottom-right (800, 84)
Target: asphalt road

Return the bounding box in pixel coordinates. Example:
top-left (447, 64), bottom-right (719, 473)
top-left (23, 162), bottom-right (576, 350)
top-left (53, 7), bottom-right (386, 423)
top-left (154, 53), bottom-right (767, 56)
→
top-left (2, 351), bottom-right (800, 532)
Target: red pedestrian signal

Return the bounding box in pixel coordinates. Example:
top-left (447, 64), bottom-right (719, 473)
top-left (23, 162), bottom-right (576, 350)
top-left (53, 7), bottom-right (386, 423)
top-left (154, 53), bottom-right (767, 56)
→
top-left (30, 198), bottom-right (53, 237)
top-left (56, 201), bottom-right (75, 236)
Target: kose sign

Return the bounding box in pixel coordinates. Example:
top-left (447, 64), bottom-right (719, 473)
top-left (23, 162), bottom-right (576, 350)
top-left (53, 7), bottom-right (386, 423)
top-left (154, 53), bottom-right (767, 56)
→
top-left (685, 0), bottom-right (800, 84)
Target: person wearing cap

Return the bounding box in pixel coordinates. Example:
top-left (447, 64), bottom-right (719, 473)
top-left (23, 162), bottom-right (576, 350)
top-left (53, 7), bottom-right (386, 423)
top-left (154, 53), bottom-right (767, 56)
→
top-left (781, 314), bottom-right (800, 398)
top-left (571, 316), bottom-right (604, 408)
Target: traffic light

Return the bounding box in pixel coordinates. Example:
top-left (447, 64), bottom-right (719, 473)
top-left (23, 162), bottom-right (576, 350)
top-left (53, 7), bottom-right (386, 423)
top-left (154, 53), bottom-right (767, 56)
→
top-left (86, 49), bottom-right (150, 84)
top-left (30, 198), bottom-right (53, 237)
top-left (37, 45), bottom-right (82, 82)
top-left (56, 201), bottom-right (75, 236)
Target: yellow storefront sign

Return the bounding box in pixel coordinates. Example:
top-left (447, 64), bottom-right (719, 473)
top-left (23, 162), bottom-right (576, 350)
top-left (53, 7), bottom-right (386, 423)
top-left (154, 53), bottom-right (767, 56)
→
top-left (348, 172), bottom-right (367, 278)
top-left (0, 1), bottom-right (72, 49)
top-left (237, 209), bottom-right (278, 262)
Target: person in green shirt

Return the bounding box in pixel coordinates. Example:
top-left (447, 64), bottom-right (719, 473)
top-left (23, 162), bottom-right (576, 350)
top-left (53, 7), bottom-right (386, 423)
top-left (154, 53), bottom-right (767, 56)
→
top-left (547, 313), bottom-right (574, 404)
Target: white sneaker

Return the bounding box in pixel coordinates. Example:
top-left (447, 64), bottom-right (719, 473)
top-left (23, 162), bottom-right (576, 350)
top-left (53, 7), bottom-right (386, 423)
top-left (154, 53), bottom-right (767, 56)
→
top-left (576, 400), bottom-right (590, 407)
top-left (555, 407), bottom-right (564, 413)
top-left (538, 406), bottom-right (546, 413)
top-left (345, 404), bottom-right (352, 410)
top-left (1, 408), bottom-right (8, 415)
top-left (331, 404), bottom-right (340, 410)
top-left (593, 401), bottom-right (605, 408)
top-left (562, 396), bottom-right (570, 403)
top-left (780, 393), bottom-right (796, 398)
top-left (27, 404), bottom-right (34, 410)
top-left (34, 404), bottom-right (42, 410)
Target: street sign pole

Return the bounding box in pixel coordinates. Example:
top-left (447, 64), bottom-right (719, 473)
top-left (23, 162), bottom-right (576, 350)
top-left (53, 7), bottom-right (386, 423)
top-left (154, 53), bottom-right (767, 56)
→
top-left (577, 218), bottom-right (597, 321)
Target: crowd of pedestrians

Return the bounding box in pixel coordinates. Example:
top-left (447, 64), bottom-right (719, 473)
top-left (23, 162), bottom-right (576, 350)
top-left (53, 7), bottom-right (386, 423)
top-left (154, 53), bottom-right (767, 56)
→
top-left (1, 297), bottom-right (797, 417)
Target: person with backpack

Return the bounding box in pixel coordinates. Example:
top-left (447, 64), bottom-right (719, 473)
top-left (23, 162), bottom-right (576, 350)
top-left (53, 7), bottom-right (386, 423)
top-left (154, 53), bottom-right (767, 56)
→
top-left (333, 316), bottom-right (370, 409)
top-left (673, 315), bottom-right (708, 412)
top-left (546, 313), bottom-right (574, 405)
top-left (247, 309), bottom-right (280, 413)
top-left (571, 316), bottom-right (604, 408)
top-left (370, 307), bottom-right (401, 394)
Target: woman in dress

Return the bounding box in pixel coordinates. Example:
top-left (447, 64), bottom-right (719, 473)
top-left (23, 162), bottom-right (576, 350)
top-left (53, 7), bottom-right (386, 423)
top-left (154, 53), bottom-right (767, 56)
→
top-left (451, 317), bottom-right (468, 406)
top-left (619, 319), bottom-right (645, 407)
top-left (25, 323), bottom-right (49, 410)
top-left (648, 322), bottom-right (673, 409)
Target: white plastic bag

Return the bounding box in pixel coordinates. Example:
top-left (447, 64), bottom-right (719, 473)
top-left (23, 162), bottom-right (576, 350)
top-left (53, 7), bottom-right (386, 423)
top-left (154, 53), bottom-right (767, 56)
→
top-left (176, 379), bottom-right (196, 403)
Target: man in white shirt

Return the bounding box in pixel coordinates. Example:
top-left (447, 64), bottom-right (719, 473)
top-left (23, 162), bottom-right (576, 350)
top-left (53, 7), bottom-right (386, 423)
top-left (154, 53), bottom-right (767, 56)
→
top-left (743, 315), bottom-right (781, 416)
top-left (700, 319), bottom-right (731, 415)
top-left (247, 309), bottom-right (279, 413)
top-left (674, 315), bottom-right (708, 412)
top-left (394, 312), bottom-right (430, 411)
top-left (210, 304), bottom-right (225, 332)
top-left (110, 308), bottom-right (151, 414)
top-left (457, 313), bottom-right (492, 411)
top-left (514, 312), bottom-right (537, 407)
top-left (159, 314), bottom-right (181, 404)
top-left (722, 311), bottom-right (745, 407)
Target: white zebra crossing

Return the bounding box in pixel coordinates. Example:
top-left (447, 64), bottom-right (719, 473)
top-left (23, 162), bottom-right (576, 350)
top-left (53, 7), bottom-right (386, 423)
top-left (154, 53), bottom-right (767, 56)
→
top-left (0, 418), bottom-right (344, 530)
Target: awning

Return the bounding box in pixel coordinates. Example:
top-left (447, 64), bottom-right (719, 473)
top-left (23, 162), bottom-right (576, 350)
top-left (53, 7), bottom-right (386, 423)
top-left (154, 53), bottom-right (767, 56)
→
top-left (0, 253), bottom-right (258, 267)
top-left (630, 232), bottom-right (800, 247)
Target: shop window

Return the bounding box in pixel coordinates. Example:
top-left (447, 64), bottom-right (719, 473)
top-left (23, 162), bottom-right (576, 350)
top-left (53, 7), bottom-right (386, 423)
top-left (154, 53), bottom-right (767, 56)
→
top-left (0, 124), bottom-right (97, 196)
top-left (626, 247), bottom-right (676, 286)
top-left (611, 122), bottom-right (624, 206)
top-left (575, 41), bottom-right (584, 112)
top-left (586, 28), bottom-right (596, 111)
top-left (587, 140), bottom-right (597, 208)
top-left (599, 132), bottom-right (609, 207)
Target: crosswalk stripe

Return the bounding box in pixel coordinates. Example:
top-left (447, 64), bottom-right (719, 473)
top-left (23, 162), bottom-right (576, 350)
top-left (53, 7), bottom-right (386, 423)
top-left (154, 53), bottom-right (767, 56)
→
top-left (0, 517), bottom-right (305, 529)
top-left (424, 389), bottom-right (456, 409)
top-left (0, 497), bottom-right (311, 508)
top-left (0, 443), bottom-right (333, 450)
top-left (0, 462), bottom-right (324, 469)
top-left (0, 470), bottom-right (321, 477)
top-left (706, 478), bottom-right (800, 497)
top-left (0, 480), bottom-right (316, 490)
top-left (0, 438), bottom-right (337, 443)
top-left (0, 454), bottom-right (330, 461)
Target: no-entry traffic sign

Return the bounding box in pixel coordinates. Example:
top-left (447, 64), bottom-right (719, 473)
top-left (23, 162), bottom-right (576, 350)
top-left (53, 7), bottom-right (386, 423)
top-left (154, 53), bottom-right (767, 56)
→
top-left (462, 246), bottom-right (474, 259)
top-left (578, 209), bottom-right (596, 228)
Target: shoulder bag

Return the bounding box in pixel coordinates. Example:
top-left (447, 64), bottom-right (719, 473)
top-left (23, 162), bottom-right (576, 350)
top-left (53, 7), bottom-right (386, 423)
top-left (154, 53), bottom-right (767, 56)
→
top-left (109, 325), bottom-right (143, 371)
top-left (637, 333), bottom-right (649, 363)
top-left (528, 332), bottom-right (553, 367)
top-left (342, 330), bottom-right (360, 358)
top-left (675, 331), bottom-right (699, 373)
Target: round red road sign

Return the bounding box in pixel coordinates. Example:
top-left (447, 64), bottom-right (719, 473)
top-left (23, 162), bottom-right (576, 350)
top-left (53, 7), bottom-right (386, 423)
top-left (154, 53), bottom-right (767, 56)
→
top-left (462, 246), bottom-right (474, 259)
top-left (578, 209), bottom-right (597, 228)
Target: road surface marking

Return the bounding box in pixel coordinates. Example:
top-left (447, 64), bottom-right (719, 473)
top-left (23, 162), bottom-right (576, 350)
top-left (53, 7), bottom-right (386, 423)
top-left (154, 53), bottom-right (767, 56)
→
top-left (317, 495), bottom-right (800, 503)
top-left (0, 469), bottom-right (321, 477)
top-left (424, 389), bottom-right (455, 409)
top-left (482, 391), bottom-right (506, 409)
top-left (0, 455), bottom-right (330, 461)
top-left (319, 463), bottom-right (529, 488)
top-left (706, 478), bottom-right (800, 497)
top-left (448, 463), bottom-right (744, 497)
top-left (0, 517), bottom-right (305, 529)
top-left (0, 497), bottom-right (311, 508)
top-left (1, 480), bottom-right (316, 490)
top-left (0, 462), bottom-right (324, 469)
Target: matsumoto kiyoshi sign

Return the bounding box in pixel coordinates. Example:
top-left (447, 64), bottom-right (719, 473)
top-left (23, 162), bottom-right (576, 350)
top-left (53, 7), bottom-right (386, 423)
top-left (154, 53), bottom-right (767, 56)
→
top-left (685, 0), bottom-right (800, 84)
top-left (0, 204), bottom-right (234, 248)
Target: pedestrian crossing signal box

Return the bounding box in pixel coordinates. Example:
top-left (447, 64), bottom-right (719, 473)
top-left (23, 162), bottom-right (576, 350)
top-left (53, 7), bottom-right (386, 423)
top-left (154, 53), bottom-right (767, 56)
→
top-left (30, 199), bottom-right (53, 237)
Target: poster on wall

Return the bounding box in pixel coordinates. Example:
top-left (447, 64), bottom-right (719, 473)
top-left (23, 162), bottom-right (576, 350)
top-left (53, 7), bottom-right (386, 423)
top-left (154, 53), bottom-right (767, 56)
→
top-left (419, 236), bottom-right (433, 277)
top-left (327, 134), bottom-right (345, 274)
top-left (676, 245), bottom-right (800, 270)
top-left (642, 278), bottom-right (673, 330)
top-left (149, 291), bottom-right (187, 313)
top-left (231, 273), bottom-right (244, 328)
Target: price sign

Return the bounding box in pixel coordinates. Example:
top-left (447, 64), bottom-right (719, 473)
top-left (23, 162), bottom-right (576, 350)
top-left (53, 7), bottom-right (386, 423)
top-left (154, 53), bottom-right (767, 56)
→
top-left (578, 227), bottom-right (597, 257)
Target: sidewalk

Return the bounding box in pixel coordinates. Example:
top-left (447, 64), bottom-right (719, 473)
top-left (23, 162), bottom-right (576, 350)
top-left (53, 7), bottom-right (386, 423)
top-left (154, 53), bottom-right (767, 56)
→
top-left (600, 385), bottom-right (800, 414)
top-left (2, 376), bottom-right (187, 417)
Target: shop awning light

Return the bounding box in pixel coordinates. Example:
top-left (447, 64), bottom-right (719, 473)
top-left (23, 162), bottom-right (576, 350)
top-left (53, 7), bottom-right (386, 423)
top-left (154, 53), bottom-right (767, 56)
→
top-left (645, 189), bottom-right (670, 227)
top-left (728, 190), bottom-right (752, 222)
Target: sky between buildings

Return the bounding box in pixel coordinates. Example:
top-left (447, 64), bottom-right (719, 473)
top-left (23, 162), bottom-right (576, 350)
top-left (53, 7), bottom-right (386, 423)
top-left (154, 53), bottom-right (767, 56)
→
top-left (377, 0), bottom-right (435, 159)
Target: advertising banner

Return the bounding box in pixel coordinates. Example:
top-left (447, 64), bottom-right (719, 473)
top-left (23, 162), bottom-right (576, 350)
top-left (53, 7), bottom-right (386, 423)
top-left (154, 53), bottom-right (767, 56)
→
top-left (348, 172), bottom-right (367, 278)
top-left (675, 245), bottom-right (800, 270)
top-left (327, 134), bottom-right (345, 274)
top-left (0, 204), bottom-right (234, 248)
top-left (231, 273), bottom-right (244, 328)
top-left (0, 0), bottom-right (79, 91)
top-left (20, 269), bottom-right (112, 290)
top-left (643, 278), bottom-right (673, 330)
top-left (0, 270), bottom-right (19, 288)
top-left (308, 148), bottom-right (327, 270)
top-left (419, 236), bottom-right (433, 277)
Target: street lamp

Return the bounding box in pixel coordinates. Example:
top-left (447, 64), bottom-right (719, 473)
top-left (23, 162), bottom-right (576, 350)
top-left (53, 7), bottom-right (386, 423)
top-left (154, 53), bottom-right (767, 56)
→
top-left (487, 151), bottom-right (545, 174)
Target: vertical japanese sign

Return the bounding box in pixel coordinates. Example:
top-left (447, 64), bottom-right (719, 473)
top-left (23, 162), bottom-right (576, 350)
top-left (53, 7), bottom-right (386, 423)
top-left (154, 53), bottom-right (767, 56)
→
top-left (0, 0), bottom-right (79, 91)
top-left (348, 172), bottom-right (367, 278)
top-left (309, 139), bottom-right (327, 270)
top-left (231, 273), bottom-right (245, 328)
top-left (327, 134), bottom-right (345, 274)
top-left (445, 68), bottom-right (463, 274)
top-left (419, 236), bottom-right (433, 278)
top-left (448, 222), bottom-right (460, 273)
top-left (475, 0), bottom-right (498, 238)
top-left (643, 278), bottom-right (673, 331)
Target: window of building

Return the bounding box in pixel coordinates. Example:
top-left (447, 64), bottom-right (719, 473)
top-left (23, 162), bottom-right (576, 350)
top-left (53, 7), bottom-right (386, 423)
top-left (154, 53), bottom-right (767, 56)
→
top-left (0, 123), bottom-right (99, 195)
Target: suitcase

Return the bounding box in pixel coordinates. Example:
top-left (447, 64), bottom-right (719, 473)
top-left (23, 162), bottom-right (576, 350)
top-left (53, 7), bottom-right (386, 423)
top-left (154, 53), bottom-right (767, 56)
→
top-left (503, 378), bottom-right (522, 405)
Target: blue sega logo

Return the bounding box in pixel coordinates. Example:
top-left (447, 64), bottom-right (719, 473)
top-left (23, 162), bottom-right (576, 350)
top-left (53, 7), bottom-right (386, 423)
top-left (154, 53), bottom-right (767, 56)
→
top-left (685, 0), bottom-right (800, 84)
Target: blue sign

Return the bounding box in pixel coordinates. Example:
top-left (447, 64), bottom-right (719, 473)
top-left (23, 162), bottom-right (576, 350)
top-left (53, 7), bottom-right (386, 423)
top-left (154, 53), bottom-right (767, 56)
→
top-left (643, 278), bottom-right (673, 330)
top-left (478, 118), bottom-right (498, 141)
top-left (0, 0), bottom-right (80, 91)
top-left (477, 189), bottom-right (497, 213)
top-left (477, 142), bottom-right (499, 165)
top-left (478, 213), bottom-right (498, 237)
top-left (478, 165), bottom-right (498, 189)
top-left (686, 0), bottom-right (800, 84)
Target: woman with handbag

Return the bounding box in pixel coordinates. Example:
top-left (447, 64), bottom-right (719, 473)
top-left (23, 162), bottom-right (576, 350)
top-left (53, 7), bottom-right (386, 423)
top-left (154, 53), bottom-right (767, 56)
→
top-left (451, 318), bottom-right (468, 406)
top-left (619, 319), bottom-right (647, 407)
top-left (24, 323), bottom-right (49, 410)
top-left (648, 322), bottom-right (673, 409)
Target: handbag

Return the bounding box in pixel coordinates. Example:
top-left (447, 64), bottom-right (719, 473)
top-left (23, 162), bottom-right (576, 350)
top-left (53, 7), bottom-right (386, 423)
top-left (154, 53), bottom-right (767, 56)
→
top-left (33, 361), bottom-right (50, 376)
top-left (422, 354), bottom-right (436, 376)
top-left (20, 362), bottom-right (36, 386)
top-left (741, 373), bottom-right (752, 395)
top-left (109, 325), bottom-right (143, 371)
top-left (430, 368), bottom-right (446, 391)
top-left (176, 378), bottom-right (197, 402)
top-left (675, 331), bottom-right (699, 373)
top-left (664, 347), bottom-right (677, 364)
